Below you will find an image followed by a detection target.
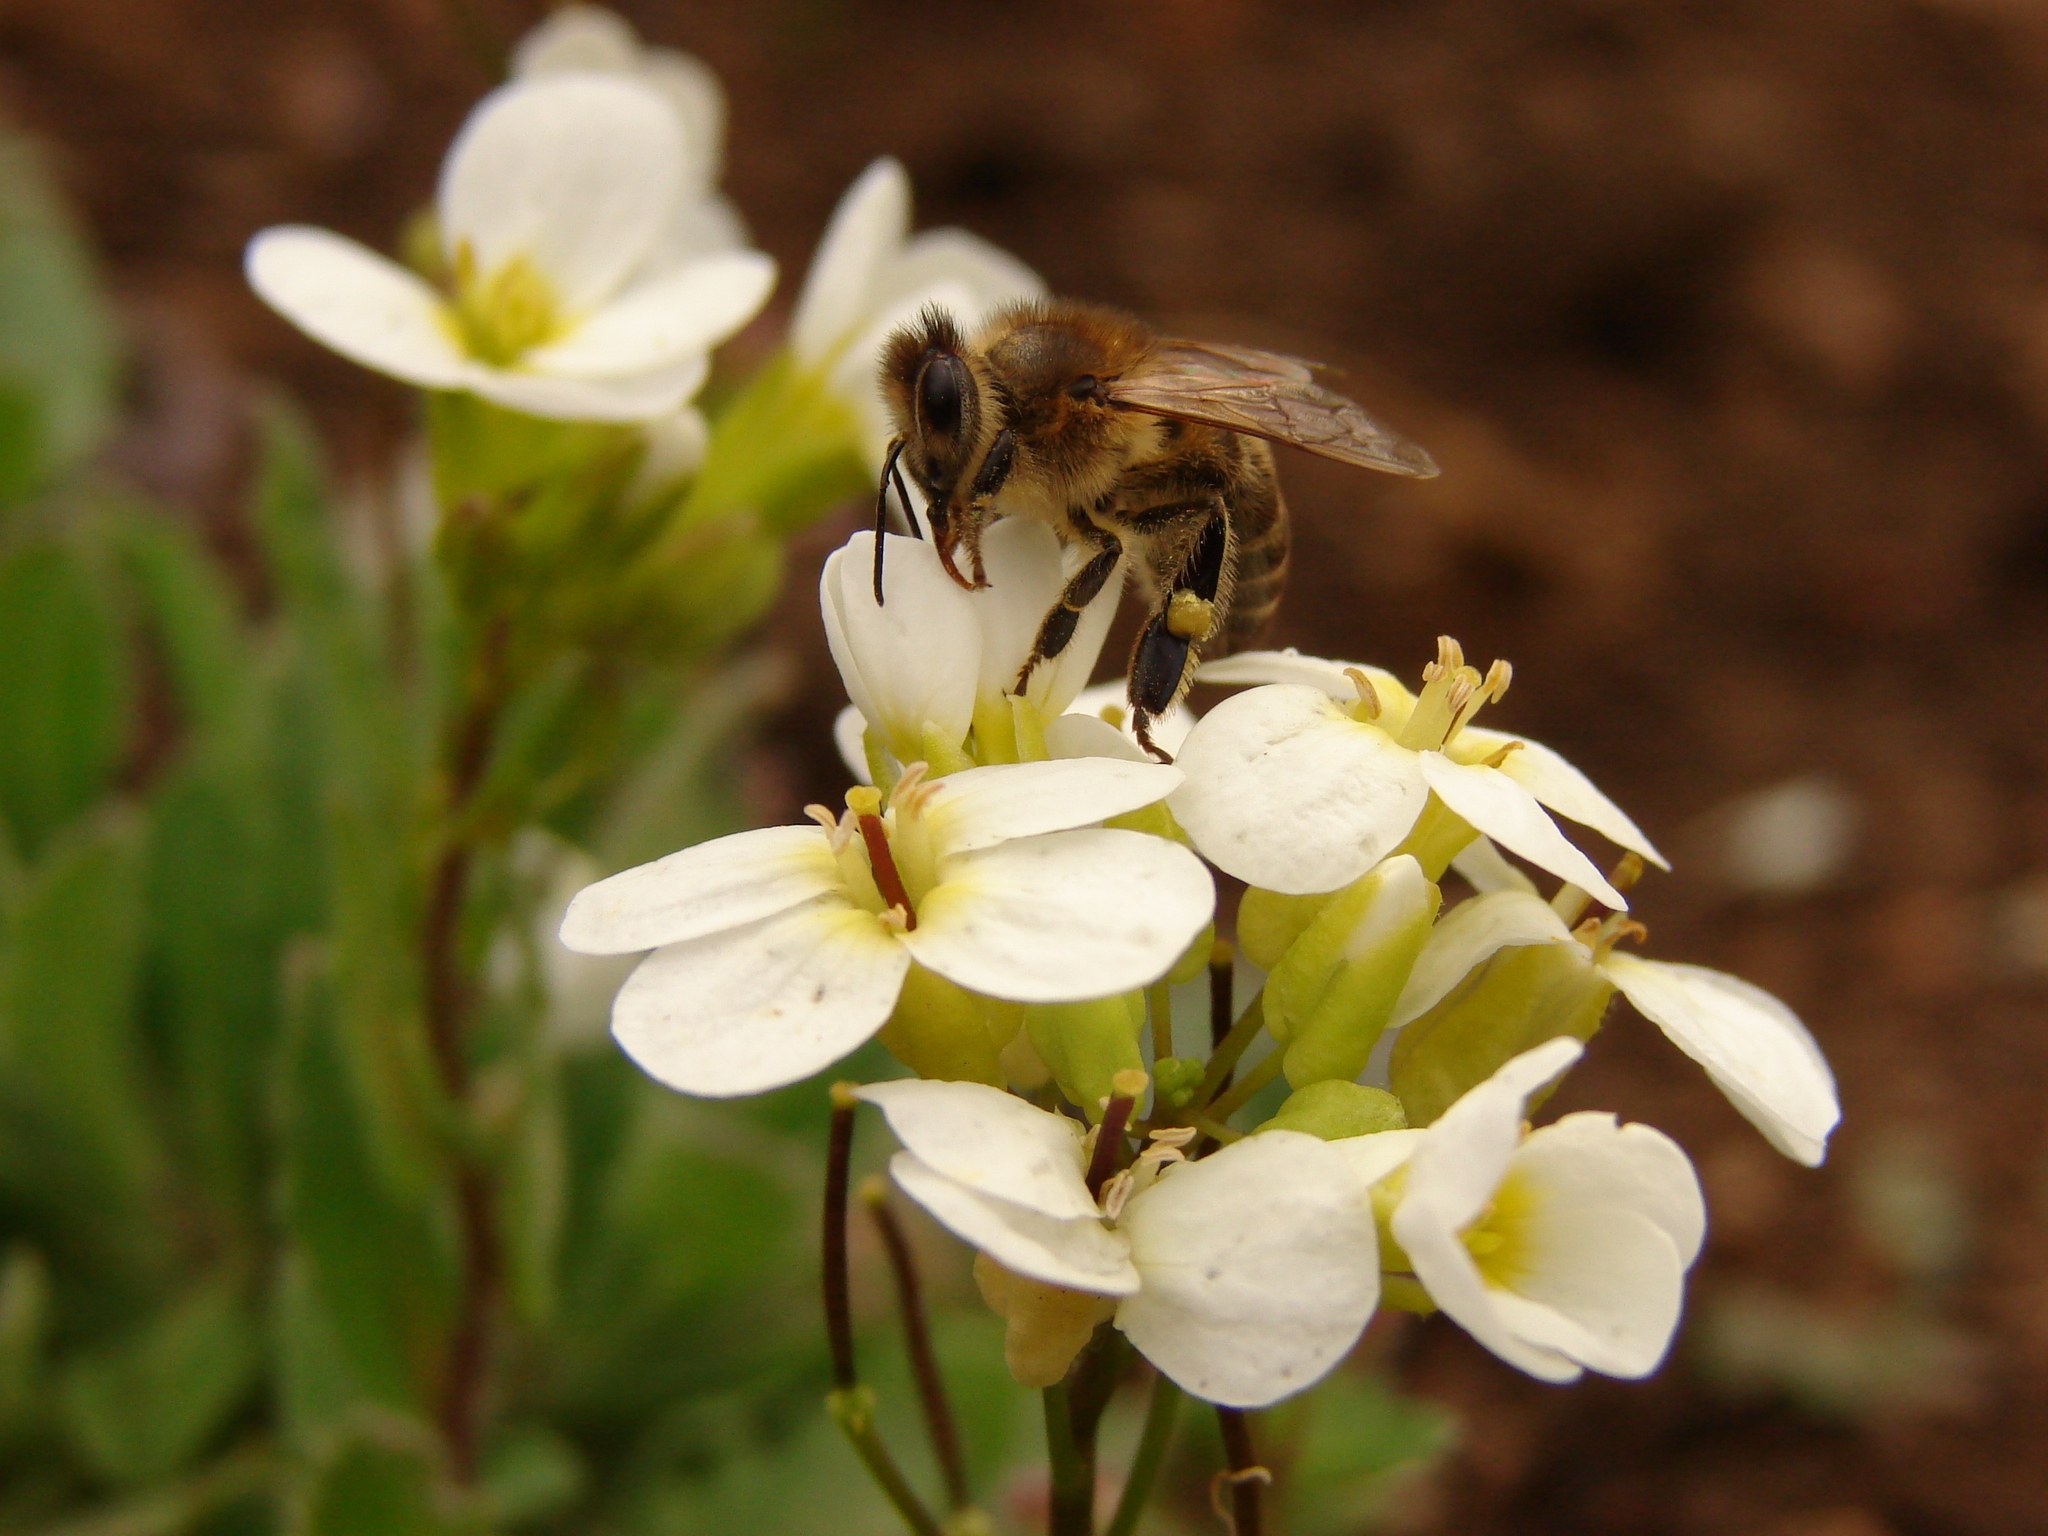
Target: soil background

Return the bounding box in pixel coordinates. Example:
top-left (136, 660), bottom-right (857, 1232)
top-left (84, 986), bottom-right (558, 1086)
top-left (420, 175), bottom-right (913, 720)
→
top-left (6, 1), bottom-right (2048, 1532)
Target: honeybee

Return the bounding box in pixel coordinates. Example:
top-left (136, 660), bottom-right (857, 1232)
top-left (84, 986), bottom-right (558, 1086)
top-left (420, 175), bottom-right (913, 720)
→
top-left (875, 299), bottom-right (1437, 758)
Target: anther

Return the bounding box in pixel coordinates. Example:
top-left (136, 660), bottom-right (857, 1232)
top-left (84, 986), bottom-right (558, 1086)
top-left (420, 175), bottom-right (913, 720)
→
top-left (1480, 740), bottom-right (1524, 769)
top-left (1098, 1169), bottom-right (1135, 1223)
top-left (1148, 1124), bottom-right (1198, 1148)
top-left (1609, 852), bottom-right (1645, 896)
top-left (1483, 657), bottom-right (1513, 703)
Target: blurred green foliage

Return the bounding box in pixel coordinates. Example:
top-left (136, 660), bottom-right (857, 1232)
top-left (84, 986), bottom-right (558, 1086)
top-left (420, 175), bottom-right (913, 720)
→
top-left (0, 122), bottom-right (1449, 1536)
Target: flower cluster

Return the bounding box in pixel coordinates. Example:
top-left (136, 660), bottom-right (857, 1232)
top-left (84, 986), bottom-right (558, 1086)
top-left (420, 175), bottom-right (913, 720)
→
top-left (564, 523), bottom-right (1840, 1410)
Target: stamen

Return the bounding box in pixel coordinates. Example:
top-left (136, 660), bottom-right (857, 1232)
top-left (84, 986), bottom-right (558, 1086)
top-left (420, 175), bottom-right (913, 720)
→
top-left (1098, 1169), bottom-right (1135, 1223)
top-left (1342, 667), bottom-right (1382, 720)
top-left (1609, 852), bottom-right (1645, 897)
top-left (1480, 740), bottom-right (1524, 769)
top-left (1084, 1070), bottom-right (1148, 1199)
top-left (888, 760), bottom-right (942, 820)
top-left (1483, 658), bottom-right (1513, 703)
top-left (1147, 1124), bottom-right (1198, 1148)
top-left (805, 803), bottom-right (840, 833)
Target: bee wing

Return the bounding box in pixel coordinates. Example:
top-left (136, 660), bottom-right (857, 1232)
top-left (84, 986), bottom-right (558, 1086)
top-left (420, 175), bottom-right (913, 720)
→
top-left (1108, 341), bottom-right (1439, 477)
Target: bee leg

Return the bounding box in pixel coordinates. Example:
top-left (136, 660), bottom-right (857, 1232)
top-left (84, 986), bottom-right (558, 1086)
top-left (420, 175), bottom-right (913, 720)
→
top-left (1128, 503), bottom-right (1230, 762)
top-left (1013, 539), bottom-right (1124, 694)
top-left (872, 437), bottom-right (907, 604)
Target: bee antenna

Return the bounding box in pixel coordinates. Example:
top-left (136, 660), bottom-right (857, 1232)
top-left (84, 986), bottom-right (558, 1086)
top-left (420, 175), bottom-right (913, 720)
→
top-left (873, 437), bottom-right (906, 605)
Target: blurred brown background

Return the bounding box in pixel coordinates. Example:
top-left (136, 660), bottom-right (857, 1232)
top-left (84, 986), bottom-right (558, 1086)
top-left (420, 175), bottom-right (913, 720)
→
top-left (6, 0), bottom-right (2047, 1530)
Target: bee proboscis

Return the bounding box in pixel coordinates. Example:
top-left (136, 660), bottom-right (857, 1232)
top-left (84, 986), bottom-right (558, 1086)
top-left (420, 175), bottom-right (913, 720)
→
top-left (876, 299), bottom-right (1438, 757)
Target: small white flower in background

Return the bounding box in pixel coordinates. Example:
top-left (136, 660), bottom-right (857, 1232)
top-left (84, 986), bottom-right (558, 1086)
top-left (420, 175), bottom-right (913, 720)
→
top-left (557, 758), bottom-right (1211, 1096)
top-left (790, 157), bottom-right (1044, 462)
top-left (246, 70), bottom-right (773, 422)
top-left (512, 6), bottom-right (750, 271)
top-left (1172, 642), bottom-right (1659, 907)
top-left (1343, 1037), bottom-right (1705, 1383)
top-left (1387, 888), bottom-right (1839, 1164)
top-left (823, 524), bottom-right (1125, 774)
top-left (860, 1078), bottom-right (1378, 1407)
top-left (1043, 681), bottom-right (1196, 765)
top-left (1714, 774), bottom-right (1860, 897)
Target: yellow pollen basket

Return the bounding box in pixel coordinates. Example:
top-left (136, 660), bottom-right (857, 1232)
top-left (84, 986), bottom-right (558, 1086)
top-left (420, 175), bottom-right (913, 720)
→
top-left (449, 243), bottom-right (565, 367)
top-left (1165, 590), bottom-right (1217, 642)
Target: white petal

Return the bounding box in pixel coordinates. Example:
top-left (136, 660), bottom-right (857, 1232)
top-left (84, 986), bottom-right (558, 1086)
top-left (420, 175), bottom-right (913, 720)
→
top-left (1448, 836), bottom-right (1538, 895)
top-left (439, 74), bottom-right (680, 311)
top-left (1482, 1203), bottom-right (1687, 1378)
top-left (790, 157), bottom-right (908, 364)
top-left (1115, 1131), bottom-right (1378, 1408)
top-left (967, 520), bottom-right (1123, 714)
top-left (512, 7), bottom-right (641, 76)
top-left (1399, 1037), bottom-right (1583, 1233)
top-left (558, 823), bottom-right (838, 955)
top-left (638, 52), bottom-right (726, 186)
top-left (855, 1079), bottom-right (1094, 1220)
top-left (918, 758), bottom-right (1183, 856)
top-left (1196, 650), bottom-right (1415, 723)
top-left (524, 251), bottom-right (774, 377)
top-left (833, 704), bottom-right (875, 785)
top-left (1171, 687), bottom-right (1427, 895)
top-left (467, 353), bottom-right (709, 422)
top-left (905, 829), bottom-right (1214, 1003)
top-left (1059, 683), bottom-right (1195, 760)
top-left (1330, 1128), bottom-right (1425, 1189)
top-left (889, 1153), bottom-right (1139, 1294)
top-left (648, 193), bottom-right (751, 268)
top-left (1515, 1112), bottom-right (1706, 1267)
top-left (1452, 729), bottom-right (1668, 871)
top-left (245, 227), bottom-right (468, 387)
top-left (1393, 1201), bottom-right (1581, 1383)
top-left (870, 227), bottom-right (1044, 332)
top-left (611, 899), bottom-right (909, 1096)
top-left (821, 532), bottom-right (980, 762)
top-left (1419, 754), bottom-right (1629, 911)
top-left (1600, 954), bottom-right (1839, 1166)
top-left (1044, 711), bottom-right (1146, 764)
top-left (1389, 890), bottom-right (1576, 1028)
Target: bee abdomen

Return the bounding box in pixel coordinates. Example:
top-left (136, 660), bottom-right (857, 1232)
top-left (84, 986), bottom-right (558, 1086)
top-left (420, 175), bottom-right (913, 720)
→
top-left (1218, 474), bottom-right (1289, 657)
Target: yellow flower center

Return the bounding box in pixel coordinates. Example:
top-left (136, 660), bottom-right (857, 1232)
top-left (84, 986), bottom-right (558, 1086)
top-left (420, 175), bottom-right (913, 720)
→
top-left (449, 242), bottom-right (564, 367)
top-left (1461, 1166), bottom-right (1538, 1289)
top-left (819, 770), bottom-right (945, 931)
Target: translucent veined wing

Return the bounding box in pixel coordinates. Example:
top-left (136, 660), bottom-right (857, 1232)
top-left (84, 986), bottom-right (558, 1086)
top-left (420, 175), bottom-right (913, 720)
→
top-left (1107, 340), bottom-right (1438, 477)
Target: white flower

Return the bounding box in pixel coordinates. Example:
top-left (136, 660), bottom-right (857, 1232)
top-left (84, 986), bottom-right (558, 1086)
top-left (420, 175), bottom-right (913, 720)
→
top-left (558, 759), bottom-right (1212, 1096)
top-left (246, 71), bottom-right (773, 422)
top-left (512, 6), bottom-right (749, 270)
top-left (861, 1078), bottom-right (1378, 1407)
top-left (1346, 1038), bottom-right (1706, 1383)
top-left (823, 523), bottom-right (1123, 773)
top-left (790, 158), bottom-right (1043, 462)
top-left (1173, 642), bottom-right (1657, 908)
top-left (1389, 890), bottom-right (1839, 1165)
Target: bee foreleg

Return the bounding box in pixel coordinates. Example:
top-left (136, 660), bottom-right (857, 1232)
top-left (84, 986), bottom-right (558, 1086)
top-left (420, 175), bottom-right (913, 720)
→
top-left (1013, 540), bottom-right (1124, 694)
top-left (872, 437), bottom-right (907, 604)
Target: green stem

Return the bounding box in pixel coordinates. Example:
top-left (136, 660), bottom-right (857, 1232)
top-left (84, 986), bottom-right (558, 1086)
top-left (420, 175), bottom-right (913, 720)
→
top-left (1203, 1050), bottom-right (1283, 1126)
top-left (1103, 1374), bottom-right (1182, 1536)
top-left (829, 1387), bottom-right (947, 1536)
top-left (1044, 1385), bottom-right (1092, 1536)
top-left (1194, 991), bottom-right (1265, 1107)
top-left (1146, 982), bottom-right (1172, 1065)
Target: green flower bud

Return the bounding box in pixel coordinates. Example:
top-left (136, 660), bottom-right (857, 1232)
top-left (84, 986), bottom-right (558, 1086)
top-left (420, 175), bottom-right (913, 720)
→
top-left (1152, 1056), bottom-right (1206, 1108)
top-left (877, 963), bottom-right (1014, 1086)
top-left (1025, 992), bottom-right (1145, 1120)
top-left (1389, 940), bottom-right (1615, 1125)
top-left (1257, 1080), bottom-right (1407, 1140)
top-left (1265, 856), bottom-right (1440, 1089)
top-left (1236, 886), bottom-right (1334, 971)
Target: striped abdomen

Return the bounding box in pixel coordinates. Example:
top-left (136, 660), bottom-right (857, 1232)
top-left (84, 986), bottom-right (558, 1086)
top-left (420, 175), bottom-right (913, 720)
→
top-left (1219, 437), bottom-right (1289, 656)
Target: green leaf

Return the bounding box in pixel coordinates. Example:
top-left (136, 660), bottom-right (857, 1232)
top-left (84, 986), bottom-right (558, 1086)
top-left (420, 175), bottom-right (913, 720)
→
top-left (301, 1437), bottom-right (471, 1536)
top-left (1275, 1372), bottom-right (1456, 1536)
top-left (0, 537), bottom-right (130, 858)
top-left (280, 963), bottom-right (456, 1418)
top-left (56, 1276), bottom-right (260, 1485)
top-left (0, 130), bottom-right (117, 499)
top-left (0, 812), bottom-right (166, 1288)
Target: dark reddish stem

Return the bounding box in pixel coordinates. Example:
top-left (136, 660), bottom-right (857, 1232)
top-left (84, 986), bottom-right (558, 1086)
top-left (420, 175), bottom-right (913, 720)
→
top-left (1084, 1091), bottom-right (1137, 1200)
top-left (865, 1183), bottom-right (971, 1512)
top-left (1216, 1408), bottom-right (1267, 1536)
top-left (824, 1085), bottom-right (859, 1391)
top-left (855, 813), bottom-right (917, 927)
top-left (423, 618), bottom-right (509, 1482)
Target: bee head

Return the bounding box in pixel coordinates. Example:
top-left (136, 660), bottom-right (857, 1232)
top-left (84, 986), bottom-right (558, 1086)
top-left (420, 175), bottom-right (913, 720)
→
top-left (881, 307), bottom-right (985, 510)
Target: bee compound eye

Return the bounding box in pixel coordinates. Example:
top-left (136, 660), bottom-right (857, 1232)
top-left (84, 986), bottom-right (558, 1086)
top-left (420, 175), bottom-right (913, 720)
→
top-left (917, 352), bottom-right (971, 440)
top-left (1068, 374), bottom-right (1103, 403)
